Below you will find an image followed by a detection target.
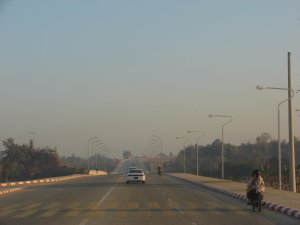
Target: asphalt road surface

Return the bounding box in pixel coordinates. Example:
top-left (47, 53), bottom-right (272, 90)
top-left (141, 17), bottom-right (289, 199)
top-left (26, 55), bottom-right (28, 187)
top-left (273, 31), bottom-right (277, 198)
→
top-left (0, 173), bottom-right (298, 225)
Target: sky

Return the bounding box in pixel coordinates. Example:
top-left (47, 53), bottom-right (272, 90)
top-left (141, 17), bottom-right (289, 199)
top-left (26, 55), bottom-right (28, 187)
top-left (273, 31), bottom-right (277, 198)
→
top-left (0, 0), bottom-right (300, 159)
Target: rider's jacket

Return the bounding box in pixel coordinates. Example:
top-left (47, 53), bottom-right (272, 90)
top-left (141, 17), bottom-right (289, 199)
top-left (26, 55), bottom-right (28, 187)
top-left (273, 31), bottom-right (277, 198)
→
top-left (247, 177), bottom-right (256, 192)
top-left (255, 176), bottom-right (265, 193)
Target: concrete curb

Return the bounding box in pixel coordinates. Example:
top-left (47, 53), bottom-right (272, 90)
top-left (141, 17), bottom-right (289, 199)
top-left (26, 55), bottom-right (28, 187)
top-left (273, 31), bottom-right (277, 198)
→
top-left (0, 174), bottom-right (100, 197)
top-left (1, 179), bottom-right (60, 187)
top-left (0, 174), bottom-right (107, 197)
top-left (0, 187), bottom-right (27, 196)
top-left (167, 174), bottom-right (300, 220)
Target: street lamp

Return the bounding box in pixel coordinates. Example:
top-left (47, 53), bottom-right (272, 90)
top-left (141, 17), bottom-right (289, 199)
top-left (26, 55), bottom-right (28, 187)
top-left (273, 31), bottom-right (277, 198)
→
top-left (257, 85), bottom-right (295, 190)
top-left (91, 139), bottom-right (102, 170)
top-left (149, 139), bottom-right (160, 167)
top-left (256, 85), bottom-right (293, 91)
top-left (153, 135), bottom-right (163, 166)
top-left (100, 148), bottom-right (111, 171)
top-left (95, 143), bottom-right (105, 170)
top-left (145, 143), bottom-right (157, 172)
top-left (209, 114), bottom-right (233, 179)
top-left (187, 131), bottom-right (205, 176)
top-left (145, 144), bottom-right (155, 157)
top-left (176, 137), bottom-right (189, 173)
top-left (97, 145), bottom-right (107, 170)
top-left (87, 137), bottom-right (97, 171)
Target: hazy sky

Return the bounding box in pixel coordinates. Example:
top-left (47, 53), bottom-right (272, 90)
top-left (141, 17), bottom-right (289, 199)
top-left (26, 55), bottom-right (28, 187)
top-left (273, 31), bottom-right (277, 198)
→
top-left (0, 0), bottom-right (300, 158)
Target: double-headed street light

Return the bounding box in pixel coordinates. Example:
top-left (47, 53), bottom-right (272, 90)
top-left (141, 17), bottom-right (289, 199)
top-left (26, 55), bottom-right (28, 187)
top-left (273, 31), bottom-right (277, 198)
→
top-left (176, 137), bottom-right (190, 173)
top-left (257, 84), bottom-right (296, 191)
top-left (209, 114), bottom-right (233, 179)
top-left (187, 130), bottom-right (205, 176)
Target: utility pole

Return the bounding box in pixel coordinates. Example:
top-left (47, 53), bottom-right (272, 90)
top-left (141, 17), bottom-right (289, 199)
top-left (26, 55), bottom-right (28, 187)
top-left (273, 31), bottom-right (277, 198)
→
top-left (287, 52), bottom-right (296, 192)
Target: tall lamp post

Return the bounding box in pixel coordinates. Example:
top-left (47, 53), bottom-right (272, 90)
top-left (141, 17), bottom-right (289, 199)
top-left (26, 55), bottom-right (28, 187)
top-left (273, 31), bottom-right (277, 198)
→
top-left (87, 137), bottom-right (97, 171)
top-left (91, 139), bottom-right (102, 170)
top-left (97, 145), bottom-right (107, 170)
top-left (149, 139), bottom-right (160, 167)
top-left (100, 148), bottom-right (110, 171)
top-left (209, 114), bottom-right (233, 179)
top-left (256, 85), bottom-right (295, 191)
top-left (146, 143), bottom-right (158, 172)
top-left (176, 137), bottom-right (189, 173)
top-left (95, 143), bottom-right (105, 170)
top-left (153, 135), bottom-right (163, 166)
top-left (187, 131), bottom-right (205, 176)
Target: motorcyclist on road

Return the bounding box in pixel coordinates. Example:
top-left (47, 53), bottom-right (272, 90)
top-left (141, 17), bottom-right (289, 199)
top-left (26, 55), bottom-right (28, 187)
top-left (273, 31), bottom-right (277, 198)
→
top-left (254, 169), bottom-right (265, 198)
top-left (157, 165), bottom-right (162, 176)
top-left (246, 170), bottom-right (257, 201)
top-left (247, 169), bottom-right (265, 211)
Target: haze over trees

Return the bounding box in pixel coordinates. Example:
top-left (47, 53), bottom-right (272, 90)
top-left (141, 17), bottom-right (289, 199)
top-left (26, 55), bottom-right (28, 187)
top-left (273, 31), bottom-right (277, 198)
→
top-left (2, 132), bottom-right (299, 190)
top-left (1, 138), bottom-right (73, 181)
top-left (122, 150), bottom-right (133, 159)
top-left (0, 138), bottom-right (119, 182)
top-left (165, 133), bottom-right (300, 190)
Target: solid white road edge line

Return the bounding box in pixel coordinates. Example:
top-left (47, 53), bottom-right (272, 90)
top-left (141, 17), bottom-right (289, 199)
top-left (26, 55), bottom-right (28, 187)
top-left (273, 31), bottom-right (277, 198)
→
top-left (94, 185), bottom-right (115, 209)
top-left (78, 182), bottom-right (116, 225)
top-left (79, 218), bottom-right (89, 225)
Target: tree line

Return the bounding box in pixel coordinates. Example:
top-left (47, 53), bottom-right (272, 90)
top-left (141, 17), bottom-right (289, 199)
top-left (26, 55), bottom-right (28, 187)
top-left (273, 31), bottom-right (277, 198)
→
top-left (0, 138), bottom-right (119, 182)
top-left (164, 133), bottom-right (300, 190)
top-left (0, 138), bottom-right (74, 182)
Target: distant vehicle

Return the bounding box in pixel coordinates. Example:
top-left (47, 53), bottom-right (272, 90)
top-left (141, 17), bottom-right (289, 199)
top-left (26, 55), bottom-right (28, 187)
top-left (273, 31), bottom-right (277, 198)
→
top-left (127, 167), bottom-right (138, 173)
top-left (129, 166), bottom-right (138, 170)
top-left (126, 169), bottom-right (146, 184)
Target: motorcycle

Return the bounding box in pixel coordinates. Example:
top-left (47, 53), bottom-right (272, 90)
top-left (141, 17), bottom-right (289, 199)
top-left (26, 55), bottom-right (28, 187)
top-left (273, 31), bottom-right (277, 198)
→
top-left (247, 192), bottom-right (264, 212)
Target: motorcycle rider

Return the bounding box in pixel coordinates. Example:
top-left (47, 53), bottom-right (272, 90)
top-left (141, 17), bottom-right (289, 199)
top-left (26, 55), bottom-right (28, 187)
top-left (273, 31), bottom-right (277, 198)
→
top-left (247, 170), bottom-right (257, 201)
top-left (157, 165), bottom-right (162, 176)
top-left (254, 169), bottom-right (265, 198)
top-left (247, 169), bottom-right (265, 211)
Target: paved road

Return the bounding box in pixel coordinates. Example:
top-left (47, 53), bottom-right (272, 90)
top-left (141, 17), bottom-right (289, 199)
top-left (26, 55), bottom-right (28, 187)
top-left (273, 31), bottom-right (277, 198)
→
top-left (0, 173), bottom-right (298, 225)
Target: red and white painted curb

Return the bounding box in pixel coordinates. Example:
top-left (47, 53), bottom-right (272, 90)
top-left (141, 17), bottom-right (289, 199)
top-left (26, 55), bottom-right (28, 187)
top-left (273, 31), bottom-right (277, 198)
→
top-left (217, 188), bottom-right (300, 219)
top-left (0, 176), bottom-right (78, 196)
top-left (0, 175), bottom-right (85, 188)
top-left (0, 187), bottom-right (27, 196)
top-left (1, 179), bottom-right (59, 187)
top-left (168, 174), bottom-right (300, 220)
